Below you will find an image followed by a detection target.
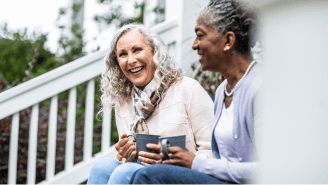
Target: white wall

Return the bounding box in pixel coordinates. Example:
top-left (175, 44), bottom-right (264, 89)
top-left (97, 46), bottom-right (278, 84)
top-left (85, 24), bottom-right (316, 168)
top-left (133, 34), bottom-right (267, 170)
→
top-left (165, 0), bottom-right (210, 74)
top-left (246, 0), bottom-right (328, 183)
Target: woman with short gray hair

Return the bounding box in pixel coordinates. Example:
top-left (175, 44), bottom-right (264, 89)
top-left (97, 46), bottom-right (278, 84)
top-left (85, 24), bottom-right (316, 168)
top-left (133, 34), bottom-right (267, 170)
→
top-left (87, 24), bottom-right (214, 184)
top-left (131, 0), bottom-right (260, 184)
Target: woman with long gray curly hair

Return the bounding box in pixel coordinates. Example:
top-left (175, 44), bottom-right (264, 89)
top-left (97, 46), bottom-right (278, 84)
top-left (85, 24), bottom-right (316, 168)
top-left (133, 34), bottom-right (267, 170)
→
top-left (131, 0), bottom-right (260, 184)
top-left (87, 24), bottom-right (214, 184)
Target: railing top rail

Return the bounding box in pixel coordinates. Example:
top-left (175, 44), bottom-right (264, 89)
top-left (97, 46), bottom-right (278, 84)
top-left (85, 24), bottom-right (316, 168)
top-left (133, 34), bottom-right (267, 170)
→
top-left (0, 49), bottom-right (107, 104)
top-left (0, 18), bottom-right (178, 120)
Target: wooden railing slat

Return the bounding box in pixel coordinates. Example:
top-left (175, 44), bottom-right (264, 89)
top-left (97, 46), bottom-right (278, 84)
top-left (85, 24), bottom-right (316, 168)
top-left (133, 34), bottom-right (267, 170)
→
top-left (101, 109), bottom-right (111, 152)
top-left (46, 95), bottom-right (58, 181)
top-left (65, 87), bottom-right (77, 171)
top-left (27, 104), bottom-right (39, 184)
top-left (8, 113), bottom-right (19, 184)
top-left (84, 79), bottom-right (95, 160)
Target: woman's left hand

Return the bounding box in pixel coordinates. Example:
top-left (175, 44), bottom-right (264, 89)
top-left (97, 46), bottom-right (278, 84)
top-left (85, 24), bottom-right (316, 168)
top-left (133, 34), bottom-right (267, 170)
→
top-left (162, 147), bottom-right (196, 169)
top-left (138, 143), bottom-right (163, 166)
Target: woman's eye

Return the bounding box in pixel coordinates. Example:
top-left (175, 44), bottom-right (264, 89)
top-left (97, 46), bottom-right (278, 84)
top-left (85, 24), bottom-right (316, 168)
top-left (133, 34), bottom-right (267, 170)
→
top-left (197, 34), bottom-right (204, 39)
top-left (135, 48), bottom-right (142, 52)
top-left (119, 53), bottom-right (126, 57)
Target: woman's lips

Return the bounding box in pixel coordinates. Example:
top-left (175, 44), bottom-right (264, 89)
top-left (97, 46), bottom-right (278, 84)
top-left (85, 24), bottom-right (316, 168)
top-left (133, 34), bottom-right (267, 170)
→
top-left (130, 66), bottom-right (144, 73)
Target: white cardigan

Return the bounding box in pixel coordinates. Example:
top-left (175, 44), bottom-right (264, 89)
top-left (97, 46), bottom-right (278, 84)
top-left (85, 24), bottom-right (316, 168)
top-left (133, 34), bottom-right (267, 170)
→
top-left (115, 76), bottom-right (214, 158)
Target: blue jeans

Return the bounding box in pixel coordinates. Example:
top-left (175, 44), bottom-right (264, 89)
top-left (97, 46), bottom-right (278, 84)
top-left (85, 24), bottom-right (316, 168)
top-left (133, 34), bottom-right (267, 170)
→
top-left (130, 164), bottom-right (232, 184)
top-left (87, 158), bottom-right (143, 184)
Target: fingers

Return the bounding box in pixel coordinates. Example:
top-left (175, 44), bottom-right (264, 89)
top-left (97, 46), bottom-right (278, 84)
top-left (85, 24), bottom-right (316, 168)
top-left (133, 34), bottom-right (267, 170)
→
top-left (139, 151), bottom-right (162, 161)
top-left (162, 158), bottom-right (181, 165)
top-left (120, 133), bottom-right (128, 139)
top-left (126, 150), bottom-right (137, 162)
top-left (116, 153), bottom-right (123, 161)
top-left (120, 140), bottom-right (135, 157)
top-left (166, 146), bottom-right (184, 154)
top-left (115, 133), bottom-right (130, 151)
top-left (138, 155), bottom-right (162, 165)
top-left (123, 144), bottom-right (137, 159)
top-left (146, 143), bottom-right (162, 154)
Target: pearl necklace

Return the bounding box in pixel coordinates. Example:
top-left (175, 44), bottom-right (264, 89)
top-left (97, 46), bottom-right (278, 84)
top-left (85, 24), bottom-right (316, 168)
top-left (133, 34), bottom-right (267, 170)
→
top-left (225, 60), bottom-right (256, 97)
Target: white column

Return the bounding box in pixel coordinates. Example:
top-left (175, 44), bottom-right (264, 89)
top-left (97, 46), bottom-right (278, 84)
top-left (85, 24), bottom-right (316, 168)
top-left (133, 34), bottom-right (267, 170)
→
top-left (165, 0), bottom-right (210, 74)
top-left (27, 104), bottom-right (39, 184)
top-left (246, 0), bottom-right (328, 183)
top-left (8, 113), bottom-right (19, 184)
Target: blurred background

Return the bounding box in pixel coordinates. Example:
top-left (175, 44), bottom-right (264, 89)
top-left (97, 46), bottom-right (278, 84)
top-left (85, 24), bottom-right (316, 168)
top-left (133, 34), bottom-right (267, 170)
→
top-left (0, 0), bottom-right (227, 184)
top-left (3, 0), bottom-right (327, 184)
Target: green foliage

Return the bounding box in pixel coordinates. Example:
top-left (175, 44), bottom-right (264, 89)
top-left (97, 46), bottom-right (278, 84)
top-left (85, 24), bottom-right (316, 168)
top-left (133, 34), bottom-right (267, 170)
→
top-left (94, 0), bottom-right (146, 27)
top-left (0, 23), bottom-right (59, 89)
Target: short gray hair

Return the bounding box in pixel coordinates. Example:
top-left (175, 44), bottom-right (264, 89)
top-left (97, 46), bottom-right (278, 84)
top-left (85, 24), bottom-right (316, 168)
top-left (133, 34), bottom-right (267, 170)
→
top-left (101, 24), bottom-right (182, 110)
top-left (199, 0), bottom-right (258, 56)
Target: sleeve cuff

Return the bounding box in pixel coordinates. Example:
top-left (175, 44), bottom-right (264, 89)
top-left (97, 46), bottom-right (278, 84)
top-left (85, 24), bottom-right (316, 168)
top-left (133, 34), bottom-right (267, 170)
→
top-left (191, 155), bottom-right (208, 172)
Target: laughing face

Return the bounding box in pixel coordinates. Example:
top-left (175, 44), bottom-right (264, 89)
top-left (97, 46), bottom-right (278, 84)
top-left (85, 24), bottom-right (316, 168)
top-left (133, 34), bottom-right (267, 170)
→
top-left (192, 17), bottom-right (226, 72)
top-left (116, 31), bottom-right (155, 90)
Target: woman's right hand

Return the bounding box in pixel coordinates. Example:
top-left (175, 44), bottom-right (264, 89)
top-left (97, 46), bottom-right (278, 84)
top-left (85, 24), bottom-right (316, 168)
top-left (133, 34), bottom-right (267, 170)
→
top-left (115, 133), bottom-right (137, 162)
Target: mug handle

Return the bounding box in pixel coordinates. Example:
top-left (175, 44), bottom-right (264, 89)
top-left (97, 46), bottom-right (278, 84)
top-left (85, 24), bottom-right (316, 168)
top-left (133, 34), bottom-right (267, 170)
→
top-left (127, 134), bottom-right (136, 142)
top-left (161, 139), bottom-right (171, 159)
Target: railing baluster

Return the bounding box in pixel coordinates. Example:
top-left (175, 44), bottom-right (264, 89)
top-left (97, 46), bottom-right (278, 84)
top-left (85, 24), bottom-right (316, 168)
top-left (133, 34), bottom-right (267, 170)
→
top-left (27, 104), bottom-right (39, 184)
top-left (46, 95), bottom-right (58, 181)
top-left (84, 79), bottom-right (94, 160)
top-left (8, 113), bottom-right (19, 184)
top-left (65, 87), bottom-right (76, 171)
top-left (102, 109), bottom-right (111, 152)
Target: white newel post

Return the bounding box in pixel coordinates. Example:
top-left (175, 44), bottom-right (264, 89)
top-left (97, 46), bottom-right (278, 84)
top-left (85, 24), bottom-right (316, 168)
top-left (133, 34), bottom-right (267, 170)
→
top-left (165, 0), bottom-right (209, 74)
top-left (245, 0), bottom-right (328, 183)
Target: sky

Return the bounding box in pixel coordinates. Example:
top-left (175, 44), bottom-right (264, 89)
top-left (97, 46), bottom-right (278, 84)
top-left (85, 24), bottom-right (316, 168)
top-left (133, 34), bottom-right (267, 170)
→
top-left (0, 0), bottom-right (128, 54)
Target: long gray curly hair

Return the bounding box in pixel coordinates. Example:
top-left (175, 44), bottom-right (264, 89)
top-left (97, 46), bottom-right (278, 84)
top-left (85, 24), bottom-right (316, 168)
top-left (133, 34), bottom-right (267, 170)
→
top-left (101, 24), bottom-right (183, 110)
top-left (199, 0), bottom-right (258, 56)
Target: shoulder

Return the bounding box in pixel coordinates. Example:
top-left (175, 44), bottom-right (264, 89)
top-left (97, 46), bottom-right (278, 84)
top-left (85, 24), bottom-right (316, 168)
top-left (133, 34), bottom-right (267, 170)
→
top-left (171, 76), bottom-right (201, 92)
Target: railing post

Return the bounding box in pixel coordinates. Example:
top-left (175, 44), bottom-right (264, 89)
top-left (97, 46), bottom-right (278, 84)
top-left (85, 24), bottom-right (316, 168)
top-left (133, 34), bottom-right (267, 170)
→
top-left (84, 79), bottom-right (95, 160)
top-left (101, 109), bottom-right (111, 152)
top-left (66, 87), bottom-right (77, 171)
top-left (46, 95), bottom-right (58, 181)
top-left (8, 113), bottom-right (19, 184)
top-left (27, 104), bottom-right (39, 184)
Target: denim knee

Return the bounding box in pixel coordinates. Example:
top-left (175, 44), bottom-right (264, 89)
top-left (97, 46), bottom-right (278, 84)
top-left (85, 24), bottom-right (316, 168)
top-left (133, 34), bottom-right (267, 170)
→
top-left (109, 162), bottom-right (144, 184)
top-left (87, 158), bottom-right (121, 184)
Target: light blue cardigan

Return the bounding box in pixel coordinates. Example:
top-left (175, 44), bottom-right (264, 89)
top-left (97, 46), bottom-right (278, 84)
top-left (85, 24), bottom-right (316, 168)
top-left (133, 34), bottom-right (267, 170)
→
top-left (191, 64), bottom-right (262, 184)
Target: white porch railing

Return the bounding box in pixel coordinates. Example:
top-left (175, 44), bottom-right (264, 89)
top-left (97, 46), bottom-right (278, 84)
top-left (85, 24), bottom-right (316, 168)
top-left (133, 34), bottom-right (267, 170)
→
top-left (0, 17), bottom-right (179, 185)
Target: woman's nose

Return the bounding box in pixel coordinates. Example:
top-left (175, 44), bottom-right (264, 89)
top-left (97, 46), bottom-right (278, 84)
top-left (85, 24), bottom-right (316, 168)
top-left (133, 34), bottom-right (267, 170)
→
top-left (127, 54), bottom-right (136, 65)
top-left (192, 38), bottom-right (199, 50)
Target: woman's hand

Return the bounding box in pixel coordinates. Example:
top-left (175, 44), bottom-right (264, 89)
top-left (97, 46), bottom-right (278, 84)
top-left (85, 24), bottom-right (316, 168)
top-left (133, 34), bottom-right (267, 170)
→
top-left (162, 147), bottom-right (196, 169)
top-left (115, 133), bottom-right (137, 162)
top-left (138, 143), bottom-right (162, 166)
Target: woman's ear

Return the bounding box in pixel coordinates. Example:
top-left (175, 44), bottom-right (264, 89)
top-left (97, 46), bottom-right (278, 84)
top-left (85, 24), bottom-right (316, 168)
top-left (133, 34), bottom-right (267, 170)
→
top-left (223, 31), bottom-right (236, 52)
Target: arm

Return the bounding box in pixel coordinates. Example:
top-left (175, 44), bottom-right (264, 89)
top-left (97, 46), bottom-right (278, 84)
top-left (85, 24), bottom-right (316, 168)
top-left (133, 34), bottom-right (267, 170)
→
top-left (114, 105), bottom-right (137, 162)
top-left (192, 156), bottom-right (258, 184)
top-left (187, 81), bottom-right (214, 158)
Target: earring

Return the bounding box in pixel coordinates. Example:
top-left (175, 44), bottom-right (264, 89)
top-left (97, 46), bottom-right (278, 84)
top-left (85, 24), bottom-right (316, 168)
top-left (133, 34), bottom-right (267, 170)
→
top-left (224, 47), bottom-right (229, 51)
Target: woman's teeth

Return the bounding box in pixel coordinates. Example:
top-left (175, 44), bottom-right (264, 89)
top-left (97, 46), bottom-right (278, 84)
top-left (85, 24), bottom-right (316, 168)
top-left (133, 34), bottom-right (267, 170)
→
top-left (130, 67), bottom-right (143, 73)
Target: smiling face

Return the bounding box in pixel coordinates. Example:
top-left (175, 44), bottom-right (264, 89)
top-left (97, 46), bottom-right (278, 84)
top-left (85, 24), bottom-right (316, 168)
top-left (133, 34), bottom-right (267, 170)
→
top-left (192, 17), bottom-right (226, 72)
top-left (116, 31), bottom-right (155, 90)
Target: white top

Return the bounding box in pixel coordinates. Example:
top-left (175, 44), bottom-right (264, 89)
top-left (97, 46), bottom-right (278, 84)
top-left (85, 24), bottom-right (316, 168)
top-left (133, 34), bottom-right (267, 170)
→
top-left (115, 76), bottom-right (215, 158)
top-left (214, 101), bottom-right (239, 162)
